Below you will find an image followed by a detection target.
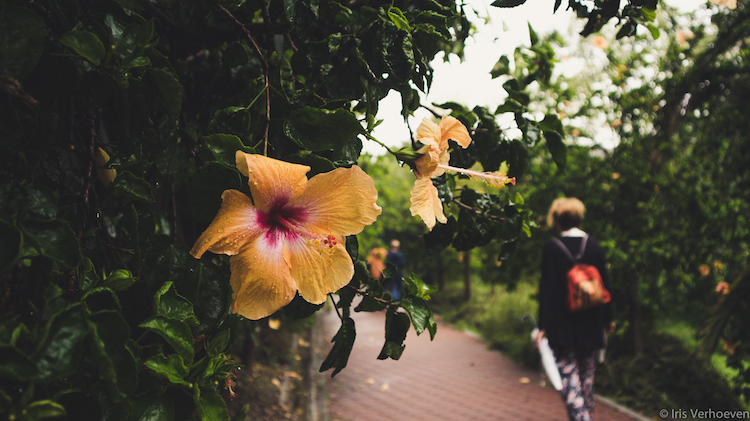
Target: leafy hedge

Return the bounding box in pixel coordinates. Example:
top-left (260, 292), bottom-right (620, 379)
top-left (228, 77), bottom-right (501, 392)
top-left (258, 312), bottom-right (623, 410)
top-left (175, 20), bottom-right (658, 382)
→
top-left (0, 0), bottom-right (659, 419)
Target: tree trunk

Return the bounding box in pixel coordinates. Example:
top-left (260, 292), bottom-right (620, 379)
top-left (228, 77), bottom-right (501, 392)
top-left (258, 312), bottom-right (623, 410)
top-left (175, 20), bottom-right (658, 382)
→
top-left (463, 251), bottom-right (471, 301)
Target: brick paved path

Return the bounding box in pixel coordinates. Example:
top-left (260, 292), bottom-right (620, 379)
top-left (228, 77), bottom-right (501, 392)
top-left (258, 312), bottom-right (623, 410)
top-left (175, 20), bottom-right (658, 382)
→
top-left (323, 308), bottom-right (642, 421)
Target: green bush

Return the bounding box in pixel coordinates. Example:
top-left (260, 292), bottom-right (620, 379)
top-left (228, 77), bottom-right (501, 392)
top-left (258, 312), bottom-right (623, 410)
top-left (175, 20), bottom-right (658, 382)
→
top-left (597, 332), bottom-right (744, 415)
top-left (433, 281), bottom-right (539, 367)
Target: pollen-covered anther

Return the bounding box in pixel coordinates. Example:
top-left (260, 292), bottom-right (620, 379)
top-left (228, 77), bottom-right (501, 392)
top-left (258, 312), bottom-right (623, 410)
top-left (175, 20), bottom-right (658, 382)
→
top-left (322, 234), bottom-right (337, 248)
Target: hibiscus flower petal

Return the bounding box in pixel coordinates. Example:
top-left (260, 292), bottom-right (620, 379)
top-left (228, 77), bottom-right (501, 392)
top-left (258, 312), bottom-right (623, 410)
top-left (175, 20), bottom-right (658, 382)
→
top-left (229, 236), bottom-right (297, 320)
top-left (288, 238), bottom-right (354, 305)
top-left (439, 115), bottom-right (472, 149)
top-left (190, 190), bottom-right (264, 258)
top-left (416, 117), bottom-right (441, 146)
top-left (235, 152), bottom-right (311, 213)
top-left (287, 166), bottom-right (382, 237)
top-left (410, 176), bottom-right (447, 230)
top-left (415, 140), bottom-right (441, 178)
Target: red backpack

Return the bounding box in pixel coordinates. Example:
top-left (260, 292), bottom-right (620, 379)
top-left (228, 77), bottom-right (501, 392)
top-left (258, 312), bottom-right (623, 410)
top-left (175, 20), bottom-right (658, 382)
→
top-left (552, 235), bottom-right (611, 312)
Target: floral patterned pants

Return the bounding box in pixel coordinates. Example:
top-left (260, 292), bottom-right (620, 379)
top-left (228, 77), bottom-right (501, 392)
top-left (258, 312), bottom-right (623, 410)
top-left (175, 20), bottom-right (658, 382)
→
top-left (555, 349), bottom-right (597, 421)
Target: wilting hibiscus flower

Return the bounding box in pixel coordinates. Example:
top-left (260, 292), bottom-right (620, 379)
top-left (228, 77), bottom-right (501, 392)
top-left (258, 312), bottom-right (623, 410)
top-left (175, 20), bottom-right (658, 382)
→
top-left (191, 152), bottom-right (382, 320)
top-left (409, 116), bottom-right (516, 230)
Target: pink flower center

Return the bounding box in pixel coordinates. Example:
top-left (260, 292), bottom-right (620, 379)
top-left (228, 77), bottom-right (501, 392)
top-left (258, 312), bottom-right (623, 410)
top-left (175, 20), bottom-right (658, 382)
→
top-left (258, 202), bottom-right (336, 250)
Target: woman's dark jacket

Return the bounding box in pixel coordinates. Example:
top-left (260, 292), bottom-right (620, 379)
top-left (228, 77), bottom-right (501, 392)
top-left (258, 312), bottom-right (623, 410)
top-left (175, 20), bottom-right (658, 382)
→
top-left (538, 235), bottom-right (613, 353)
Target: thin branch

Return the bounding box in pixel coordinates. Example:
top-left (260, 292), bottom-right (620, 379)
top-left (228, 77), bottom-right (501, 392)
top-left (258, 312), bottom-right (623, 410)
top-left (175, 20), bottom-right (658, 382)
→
top-left (212, 0), bottom-right (271, 154)
top-left (452, 199), bottom-right (505, 222)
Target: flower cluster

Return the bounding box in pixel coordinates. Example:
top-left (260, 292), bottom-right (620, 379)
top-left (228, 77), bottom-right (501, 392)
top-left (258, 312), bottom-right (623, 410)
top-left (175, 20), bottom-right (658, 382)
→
top-left (409, 116), bottom-right (516, 231)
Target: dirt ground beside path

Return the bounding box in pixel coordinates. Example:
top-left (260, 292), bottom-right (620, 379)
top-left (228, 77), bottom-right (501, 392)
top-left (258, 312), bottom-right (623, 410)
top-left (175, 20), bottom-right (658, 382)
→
top-left (322, 308), bottom-right (643, 421)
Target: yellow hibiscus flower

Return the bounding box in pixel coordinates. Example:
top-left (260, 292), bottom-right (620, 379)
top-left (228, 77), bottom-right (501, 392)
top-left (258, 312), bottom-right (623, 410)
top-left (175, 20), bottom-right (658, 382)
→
top-left (409, 116), bottom-right (515, 230)
top-left (190, 152), bottom-right (382, 320)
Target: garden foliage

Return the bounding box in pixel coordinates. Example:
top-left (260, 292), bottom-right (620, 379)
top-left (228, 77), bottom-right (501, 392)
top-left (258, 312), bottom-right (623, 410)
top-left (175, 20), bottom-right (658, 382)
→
top-left (0, 0), bottom-right (659, 419)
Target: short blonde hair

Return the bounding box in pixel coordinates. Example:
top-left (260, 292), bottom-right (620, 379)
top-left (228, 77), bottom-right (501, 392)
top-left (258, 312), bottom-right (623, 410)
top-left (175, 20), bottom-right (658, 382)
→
top-left (547, 198), bottom-right (585, 230)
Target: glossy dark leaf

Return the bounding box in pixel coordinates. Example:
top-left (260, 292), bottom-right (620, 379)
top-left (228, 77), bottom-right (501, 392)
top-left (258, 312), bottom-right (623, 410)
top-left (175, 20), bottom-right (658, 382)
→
top-left (148, 68), bottom-right (183, 119)
top-left (113, 171), bottom-right (155, 204)
top-left (283, 293), bottom-right (324, 320)
top-left (139, 316), bottom-right (194, 365)
top-left (20, 218), bottom-right (82, 269)
top-left (23, 400), bottom-right (67, 419)
top-left (423, 216), bottom-right (457, 255)
top-left (543, 130), bottom-right (567, 170)
top-left (34, 305), bottom-right (87, 382)
top-left (490, 0), bottom-right (527, 7)
top-left (193, 384), bottom-right (229, 421)
top-left (87, 310), bottom-right (138, 400)
top-left (143, 354), bottom-right (190, 387)
top-left (490, 55), bottom-right (510, 78)
top-left (354, 295), bottom-right (386, 312)
top-left (0, 7), bottom-right (47, 79)
top-left (154, 281), bottom-right (199, 326)
top-left (284, 107), bottom-right (365, 151)
top-left (61, 31), bottom-right (105, 65)
top-left (320, 317), bottom-right (356, 377)
top-left (377, 311), bottom-right (410, 360)
top-left (401, 295), bottom-right (437, 339)
top-left (0, 345), bottom-right (39, 381)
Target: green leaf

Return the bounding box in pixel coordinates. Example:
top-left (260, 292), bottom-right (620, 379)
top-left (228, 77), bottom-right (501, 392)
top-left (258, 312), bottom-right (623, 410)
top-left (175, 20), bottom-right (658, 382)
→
top-left (113, 171), bottom-right (155, 203)
top-left (103, 269), bottom-right (137, 291)
top-left (148, 68), bottom-right (183, 119)
top-left (0, 7), bottom-right (48, 79)
top-left (129, 395), bottom-right (176, 421)
top-left (377, 311), bottom-right (410, 360)
top-left (282, 293), bottom-right (324, 320)
top-left (0, 220), bottom-right (21, 274)
top-left (154, 281), bottom-right (199, 326)
top-left (539, 114), bottom-right (564, 134)
top-left (646, 23), bottom-right (660, 40)
top-left (143, 354), bottom-right (191, 387)
top-left (24, 400), bottom-right (67, 419)
top-left (490, 55), bottom-right (510, 79)
top-left (187, 163), bottom-right (243, 224)
top-left (139, 316), bottom-right (194, 365)
top-left (354, 295), bottom-right (386, 312)
top-left (320, 317), bottom-right (356, 377)
top-left (401, 295), bottom-right (437, 339)
top-left (388, 7), bottom-right (411, 31)
top-left (284, 107), bottom-right (365, 151)
top-left (202, 134), bottom-right (253, 169)
top-left (193, 384), bottom-right (229, 421)
top-left (490, 0), bottom-right (527, 7)
top-left (20, 218), bottom-right (82, 269)
top-left (205, 329), bottom-right (231, 358)
top-left (87, 310), bottom-right (138, 400)
top-left (402, 274), bottom-right (438, 300)
top-left (543, 130), bottom-right (566, 170)
top-left (0, 345), bottom-right (39, 381)
top-left (79, 257), bottom-right (100, 290)
top-left (223, 42), bottom-right (248, 68)
top-left (60, 31), bottom-right (106, 65)
top-left (528, 23), bottom-right (539, 46)
top-left (34, 305), bottom-right (87, 381)
top-left (423, 216), bottom-right (456, 255)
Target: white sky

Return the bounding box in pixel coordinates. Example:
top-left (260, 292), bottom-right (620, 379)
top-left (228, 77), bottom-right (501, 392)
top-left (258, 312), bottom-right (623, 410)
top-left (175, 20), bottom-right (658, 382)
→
top-left (362, 0), bottom-right (707, 156)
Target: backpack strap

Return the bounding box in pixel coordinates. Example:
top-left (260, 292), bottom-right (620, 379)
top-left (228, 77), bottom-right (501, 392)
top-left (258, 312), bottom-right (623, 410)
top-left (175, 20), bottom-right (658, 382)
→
top-left (551, 235), bottom-right (589, 263)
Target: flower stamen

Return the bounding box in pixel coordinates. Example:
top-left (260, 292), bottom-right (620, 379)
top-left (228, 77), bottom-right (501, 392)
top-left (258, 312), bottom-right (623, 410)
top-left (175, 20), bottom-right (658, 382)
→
top-left (437, 164), bottom-right (516, 188)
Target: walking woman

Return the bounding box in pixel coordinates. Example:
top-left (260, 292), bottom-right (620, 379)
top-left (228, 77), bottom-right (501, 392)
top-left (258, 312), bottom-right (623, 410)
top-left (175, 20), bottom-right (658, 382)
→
top-left (535, 198), bottom-right (615, 421)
